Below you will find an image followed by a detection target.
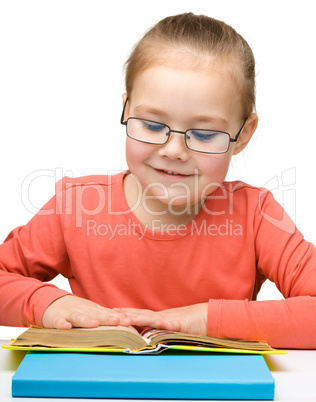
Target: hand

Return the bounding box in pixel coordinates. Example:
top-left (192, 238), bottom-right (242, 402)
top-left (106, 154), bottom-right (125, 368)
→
top-left (42, 295), bottom-right (132, 329)
top-left (114, 303), bottom-right (208, 336)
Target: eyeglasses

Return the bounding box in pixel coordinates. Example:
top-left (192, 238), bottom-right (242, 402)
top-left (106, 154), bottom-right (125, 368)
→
top-left (120, 98), bottom-right (247, 154)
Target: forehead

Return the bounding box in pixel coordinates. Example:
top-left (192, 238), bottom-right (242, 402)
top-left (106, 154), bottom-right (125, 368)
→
top-left (130, 54), bottom-right (243, 123)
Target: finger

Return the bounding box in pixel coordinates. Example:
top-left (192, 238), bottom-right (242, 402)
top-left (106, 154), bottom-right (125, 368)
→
top-left (53, 317), bottom-right (73, 330)
top-left (119, 316), bottom-right (133, 326)
top-left (82, 311), bottom-right (132, 327)
top-left (93, 306), bottom-right (132, 320)
top-left (105, 315), bottom-right (121, 326)
top-left (66, 312), bottom-right (100, 328)
top-left (113, 307), bottom-right (153, 314)
top-left (91, 310), bottom-right (132, 326)
top-left (126, 313), bottom-right (161, 328)
top-left (155, 320), bottom-right (183, 332)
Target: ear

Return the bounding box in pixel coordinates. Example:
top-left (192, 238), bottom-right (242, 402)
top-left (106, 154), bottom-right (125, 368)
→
top-left (122, 93), bottom-right (130, 121)
top-left (233, 113), bottom-right (258, 155)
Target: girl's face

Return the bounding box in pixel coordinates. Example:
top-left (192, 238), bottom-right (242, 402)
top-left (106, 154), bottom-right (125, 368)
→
top-left (123, 58), bottom-right (254, 212)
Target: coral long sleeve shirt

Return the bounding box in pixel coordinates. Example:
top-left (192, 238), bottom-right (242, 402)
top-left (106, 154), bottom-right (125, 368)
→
top-left (1, 171), bottom-right (316, 348)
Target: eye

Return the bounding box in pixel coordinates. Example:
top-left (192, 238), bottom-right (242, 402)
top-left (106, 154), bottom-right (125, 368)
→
top-left (190, 130), bottom-right (219, 143)
top-left (141, 121), bottom-right (167, 133)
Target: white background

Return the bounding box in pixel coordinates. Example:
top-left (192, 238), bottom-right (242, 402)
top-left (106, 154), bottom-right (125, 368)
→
top-left (0, 0), bottom-right (315, 338)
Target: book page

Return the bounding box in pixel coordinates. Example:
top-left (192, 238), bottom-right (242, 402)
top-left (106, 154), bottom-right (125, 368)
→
top-left (11, 325), bottom-right (148, 349)
top-left (79, 325), bottom-right (141, 336)
top-left (141, 328), bottom-right (273, 351)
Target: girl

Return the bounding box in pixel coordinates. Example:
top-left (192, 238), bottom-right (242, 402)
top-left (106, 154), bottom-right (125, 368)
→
top-left (0, 12), bottom-right (315, 349)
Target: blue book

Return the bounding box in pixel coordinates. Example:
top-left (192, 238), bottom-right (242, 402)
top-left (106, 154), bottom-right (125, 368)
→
top-left (12, 352), bottom-right (275, 400)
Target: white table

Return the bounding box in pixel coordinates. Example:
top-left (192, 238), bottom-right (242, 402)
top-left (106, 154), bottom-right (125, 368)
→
top-left (1, 340), bottom-right (316, 401)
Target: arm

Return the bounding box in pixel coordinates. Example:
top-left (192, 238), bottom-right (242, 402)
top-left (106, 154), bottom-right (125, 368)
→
top-left (207, 189), bottom-right (316, 348)
top-left (0, 194), bottom-right (72, 326)
top-left (118, 190), bottom-right (316, 348)
top-left (0, 181), bottom-right (131, 329)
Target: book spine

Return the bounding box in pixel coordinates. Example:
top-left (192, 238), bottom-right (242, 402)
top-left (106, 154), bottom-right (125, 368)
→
top-left (12, 378), bottom-right (274, 399)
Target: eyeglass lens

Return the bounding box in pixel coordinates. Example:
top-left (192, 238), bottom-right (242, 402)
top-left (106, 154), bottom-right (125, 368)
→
top-left (126, 118), bottom-right (230, 154)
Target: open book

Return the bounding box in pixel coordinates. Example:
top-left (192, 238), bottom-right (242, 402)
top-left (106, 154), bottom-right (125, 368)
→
top-left (3, 325), bottom-right (286, 355)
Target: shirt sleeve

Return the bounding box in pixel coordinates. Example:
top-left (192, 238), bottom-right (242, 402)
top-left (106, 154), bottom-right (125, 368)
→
top-left (207, 189), bottom-right (316, 349)
top-left (0, 182), bottom-right (72, 327)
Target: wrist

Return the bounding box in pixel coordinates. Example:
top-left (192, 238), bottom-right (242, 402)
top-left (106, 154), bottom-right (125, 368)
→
top-left (207, 299), bottom-right (223, 337)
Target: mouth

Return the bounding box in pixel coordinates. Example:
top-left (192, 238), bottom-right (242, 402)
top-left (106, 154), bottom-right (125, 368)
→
top-left (154, 168), bottom-right (193, 178)
top-left (162, 170), bottom-right (181, 175)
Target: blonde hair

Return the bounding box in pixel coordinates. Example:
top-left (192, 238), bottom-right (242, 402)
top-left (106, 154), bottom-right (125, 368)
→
top-left (124, 12), bottom-right (256, 118)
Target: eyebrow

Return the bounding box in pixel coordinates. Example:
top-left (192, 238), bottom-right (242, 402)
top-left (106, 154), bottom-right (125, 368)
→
top-left (133, 104), bottom-right (228, 125)
top-left (134, 105), bottom-right (168, 119)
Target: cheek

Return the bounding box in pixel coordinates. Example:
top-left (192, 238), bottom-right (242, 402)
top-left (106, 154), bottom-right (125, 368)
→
top-left (125, 138), bottom-right (148, 168)
top-left (199, 152), bottom-right (231, 177)
top-left (198, 153), bottom-right (232, 188)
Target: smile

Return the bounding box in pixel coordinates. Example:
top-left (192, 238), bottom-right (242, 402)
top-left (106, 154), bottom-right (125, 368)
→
top-left (154, 168), bottom-right (193, 178)
top-left (163, 170), bottom-right (179, 175)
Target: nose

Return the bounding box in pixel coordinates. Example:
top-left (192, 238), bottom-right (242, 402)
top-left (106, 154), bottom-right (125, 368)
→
top-left (158, 131), bottom-right (190, 161)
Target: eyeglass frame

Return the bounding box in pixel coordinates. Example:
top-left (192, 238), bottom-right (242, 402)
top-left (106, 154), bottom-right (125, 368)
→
top-left (120, 98), bottom-right (247, 155)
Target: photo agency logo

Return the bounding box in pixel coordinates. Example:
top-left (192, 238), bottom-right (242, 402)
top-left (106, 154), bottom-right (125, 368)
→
top-left (20, 168), bottom-right (133, 219)
top-left (258, 167), bottom-right (296, 234)
top-left (21, 168), bottom-right (74, 215)
top-left (20, 167), bottom-right (297, 236)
